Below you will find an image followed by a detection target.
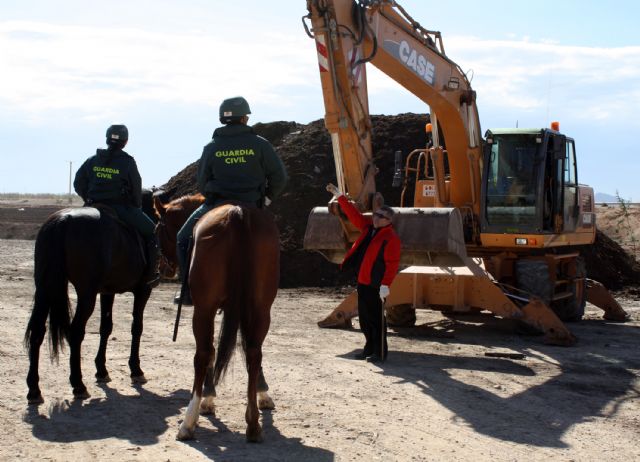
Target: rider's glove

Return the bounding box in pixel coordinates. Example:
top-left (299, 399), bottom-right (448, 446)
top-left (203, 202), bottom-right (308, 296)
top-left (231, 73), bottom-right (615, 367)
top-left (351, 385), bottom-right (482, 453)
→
top-left (379, 285), bottom-right (390, 301)
top-left (326, 183), bottom-right (342, 197)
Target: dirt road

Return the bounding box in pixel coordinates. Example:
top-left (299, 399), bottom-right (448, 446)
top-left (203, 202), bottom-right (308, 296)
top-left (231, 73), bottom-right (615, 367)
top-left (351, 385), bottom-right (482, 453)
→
top-left (1, 238), bottom-right (639, 461)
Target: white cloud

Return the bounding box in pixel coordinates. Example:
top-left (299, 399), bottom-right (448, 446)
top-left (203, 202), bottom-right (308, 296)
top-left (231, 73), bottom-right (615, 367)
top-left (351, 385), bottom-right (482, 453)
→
top-left (2, 20), bottom-right (640, 129)
top-left (0, 20), bottom-right (319, 121)
top-left (445, 36), bottom-right (640, 124)
top-left (361, 34), bottom-right (640, 127)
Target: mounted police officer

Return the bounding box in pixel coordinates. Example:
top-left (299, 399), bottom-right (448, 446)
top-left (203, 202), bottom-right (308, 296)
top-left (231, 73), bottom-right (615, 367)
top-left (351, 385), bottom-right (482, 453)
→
top-left (73, 124), bottom-right (160, 287)
top-left (174, 96), bottom-right (288, 305)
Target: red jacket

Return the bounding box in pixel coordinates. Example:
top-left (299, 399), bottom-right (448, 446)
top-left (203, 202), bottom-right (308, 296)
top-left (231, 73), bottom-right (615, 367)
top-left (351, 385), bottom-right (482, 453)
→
top-left (337, 195), bottom-right (402, 286)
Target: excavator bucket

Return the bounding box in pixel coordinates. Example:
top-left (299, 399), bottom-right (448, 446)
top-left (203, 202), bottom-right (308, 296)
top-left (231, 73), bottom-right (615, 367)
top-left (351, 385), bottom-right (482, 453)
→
top-left (304, 206), bottom-right (469, 266)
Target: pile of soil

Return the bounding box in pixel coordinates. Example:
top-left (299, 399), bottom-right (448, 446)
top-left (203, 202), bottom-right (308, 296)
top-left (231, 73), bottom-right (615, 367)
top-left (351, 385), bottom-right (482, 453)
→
top-left (160, 114), bottom-right (428, 287)
top-left (583, 229), bottom-right (640, 289)
top-left (159, 114), bottom-right (640, 289)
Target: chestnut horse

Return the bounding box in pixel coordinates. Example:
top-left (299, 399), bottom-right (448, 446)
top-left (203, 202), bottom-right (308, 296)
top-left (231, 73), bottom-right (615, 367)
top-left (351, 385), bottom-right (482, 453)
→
top-left (24, 207), bottom-right (153, 404)
top-left (154, 195), bottom-right (279, 442)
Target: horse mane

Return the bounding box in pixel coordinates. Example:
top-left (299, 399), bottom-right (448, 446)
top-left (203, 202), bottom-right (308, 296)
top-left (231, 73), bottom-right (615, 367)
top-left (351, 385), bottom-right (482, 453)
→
top-left (170, 193), bottom-right (205, 210)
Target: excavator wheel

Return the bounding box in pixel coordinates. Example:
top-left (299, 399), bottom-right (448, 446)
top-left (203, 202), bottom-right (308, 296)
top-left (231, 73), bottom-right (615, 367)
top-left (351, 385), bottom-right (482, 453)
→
top-left (386, 304), bottom-right (416, 327)
top-left (554, 257), bottom-right (587, 322)
top-left (515, 259), bottom-right (552, 333)
top-left (516, 260), bottom-right (553, 303)
top-left (516, 259), bottom-right (585, 322)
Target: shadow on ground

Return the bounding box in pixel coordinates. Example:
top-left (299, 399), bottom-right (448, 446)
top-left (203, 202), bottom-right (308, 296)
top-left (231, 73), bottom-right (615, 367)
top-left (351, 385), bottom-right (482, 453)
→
top-left (362, 315), bottom-right (640, 448)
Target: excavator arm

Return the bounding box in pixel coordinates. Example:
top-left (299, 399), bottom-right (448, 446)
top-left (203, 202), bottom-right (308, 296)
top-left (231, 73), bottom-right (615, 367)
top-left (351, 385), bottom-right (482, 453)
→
top-left (304, 0), bottom-right (482, 213)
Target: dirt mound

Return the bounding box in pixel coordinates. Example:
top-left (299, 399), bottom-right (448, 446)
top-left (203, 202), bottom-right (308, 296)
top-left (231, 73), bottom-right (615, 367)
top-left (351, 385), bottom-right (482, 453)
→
top-left (582, 229), bottom-right (640, 289)
top-left (159, 114), bottom-right (639, 289)
top-left (160, 114), bottom-right (428, 287)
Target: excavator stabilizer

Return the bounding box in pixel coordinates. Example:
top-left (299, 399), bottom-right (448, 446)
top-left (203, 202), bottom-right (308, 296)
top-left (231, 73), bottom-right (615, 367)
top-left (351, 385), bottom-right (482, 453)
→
top-left (317, 260), bottom-right (577, 346)
top-left (586, 279), bottom-right (630, 321)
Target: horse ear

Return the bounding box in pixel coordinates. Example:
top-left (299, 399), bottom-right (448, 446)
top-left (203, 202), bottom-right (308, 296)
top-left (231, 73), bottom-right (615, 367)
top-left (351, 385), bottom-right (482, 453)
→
top-left (153, 196), bottom-right (166, 217)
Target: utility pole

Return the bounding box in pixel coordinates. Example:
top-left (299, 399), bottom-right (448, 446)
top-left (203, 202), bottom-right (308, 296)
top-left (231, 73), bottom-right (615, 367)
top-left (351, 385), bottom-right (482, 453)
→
top-left (68, 161), bottom-right (73, 204)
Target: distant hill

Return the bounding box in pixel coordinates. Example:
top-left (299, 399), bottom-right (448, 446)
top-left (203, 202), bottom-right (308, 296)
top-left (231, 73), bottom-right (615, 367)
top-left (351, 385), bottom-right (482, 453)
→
top-left (595, 192), bottom-right (618, 203)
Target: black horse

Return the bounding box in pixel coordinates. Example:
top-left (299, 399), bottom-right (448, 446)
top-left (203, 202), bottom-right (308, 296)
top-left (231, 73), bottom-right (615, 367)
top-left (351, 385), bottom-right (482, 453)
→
top-left (24, 206), bottom-right (153, 404)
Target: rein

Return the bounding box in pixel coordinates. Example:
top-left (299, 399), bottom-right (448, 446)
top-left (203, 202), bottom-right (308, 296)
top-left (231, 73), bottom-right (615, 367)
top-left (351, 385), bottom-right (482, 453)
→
top-left (155, 219), bottom-right (175, 275)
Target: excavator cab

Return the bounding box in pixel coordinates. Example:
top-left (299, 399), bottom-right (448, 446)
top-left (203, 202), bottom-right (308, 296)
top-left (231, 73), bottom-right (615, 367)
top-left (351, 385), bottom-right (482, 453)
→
top-left (479, 126), bottom-right (594, 251)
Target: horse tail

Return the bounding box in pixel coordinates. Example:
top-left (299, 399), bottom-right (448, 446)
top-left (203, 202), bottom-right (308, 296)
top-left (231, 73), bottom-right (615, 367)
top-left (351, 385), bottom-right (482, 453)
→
top-left (213, 206), bottom-right (253, 386)
top-left (24, 217), bottom-right (71, 360)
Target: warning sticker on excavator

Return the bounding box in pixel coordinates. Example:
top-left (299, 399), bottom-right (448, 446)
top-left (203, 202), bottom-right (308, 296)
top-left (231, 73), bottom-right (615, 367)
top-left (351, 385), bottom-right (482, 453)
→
top-left (423, 184), bottom-right (436, 196)
top-left (316, 34), bottom-right (329, 72)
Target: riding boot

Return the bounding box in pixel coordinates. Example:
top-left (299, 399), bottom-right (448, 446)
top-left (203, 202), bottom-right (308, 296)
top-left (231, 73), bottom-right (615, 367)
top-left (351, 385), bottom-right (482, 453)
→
top-left (144, 235), bottom-right (161, 288)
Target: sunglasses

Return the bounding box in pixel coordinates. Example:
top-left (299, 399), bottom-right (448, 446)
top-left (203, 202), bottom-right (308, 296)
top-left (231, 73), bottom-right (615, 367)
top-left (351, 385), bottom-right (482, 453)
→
top-left (373, 212), bottom-right (390, 220)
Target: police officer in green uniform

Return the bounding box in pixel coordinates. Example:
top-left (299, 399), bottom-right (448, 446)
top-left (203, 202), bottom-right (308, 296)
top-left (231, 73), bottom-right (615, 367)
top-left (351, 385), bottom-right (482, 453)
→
top-left (74, 124), bottom-right (160, 287)
top-left (175, 96), bottom-right (288, 304)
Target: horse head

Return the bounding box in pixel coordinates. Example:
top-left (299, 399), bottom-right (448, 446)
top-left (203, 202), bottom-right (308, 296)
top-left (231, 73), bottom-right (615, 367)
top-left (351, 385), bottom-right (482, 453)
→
top-left (154, 193), bottom-right (205, 279)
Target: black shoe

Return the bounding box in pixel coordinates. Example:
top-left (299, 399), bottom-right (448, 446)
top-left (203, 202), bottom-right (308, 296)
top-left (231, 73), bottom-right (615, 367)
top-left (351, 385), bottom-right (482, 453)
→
top-left (366, 354), bottom-right (385, 363)
top-left (353, 351), bottom-right (370, 360)
top-left (173, 292), bottom-right (193, 306)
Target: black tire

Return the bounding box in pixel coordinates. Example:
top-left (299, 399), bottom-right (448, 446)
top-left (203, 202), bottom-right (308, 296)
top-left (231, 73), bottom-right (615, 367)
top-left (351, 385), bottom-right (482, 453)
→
top-left (516, 258), bottom-right (586, 322)
top-left (385, 304), bottom-right (416, 327)
top-left (554, 257), bottom-right (586, 322)
top-left (515, 260), bottom-right (552, 305)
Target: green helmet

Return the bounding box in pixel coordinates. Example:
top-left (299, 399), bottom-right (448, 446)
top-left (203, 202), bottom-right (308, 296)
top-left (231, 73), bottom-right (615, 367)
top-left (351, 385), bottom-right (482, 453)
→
top-left (106, 124), bottom-right (129, 142)
top-left (219, 96), bottom-right (251, 123)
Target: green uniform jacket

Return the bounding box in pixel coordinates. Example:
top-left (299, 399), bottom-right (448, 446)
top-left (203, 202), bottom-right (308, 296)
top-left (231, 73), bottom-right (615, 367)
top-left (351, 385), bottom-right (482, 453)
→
top-left (197, 124), bottom-right (288, 204)
top-left (74, 147), bottom-right (142, 207)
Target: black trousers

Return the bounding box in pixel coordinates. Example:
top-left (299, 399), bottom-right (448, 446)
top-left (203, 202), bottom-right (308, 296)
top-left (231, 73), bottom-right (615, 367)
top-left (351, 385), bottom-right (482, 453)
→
top-left (357, 283), bottom-right (388, 358)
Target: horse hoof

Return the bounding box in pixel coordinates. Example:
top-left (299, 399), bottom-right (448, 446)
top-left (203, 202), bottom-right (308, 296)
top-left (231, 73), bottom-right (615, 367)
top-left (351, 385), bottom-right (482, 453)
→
top-left (27, 394), bottom-right (44, 405)
top-left (131, 374), bottom-right (148, 384)
top-left (246, 427), bottom-right (264, 443)
top-left (95, 374), bottom-right (111, 383)
top-left (177, 424), bottom-right (195, 441)
top-left (199, 399), bottom-right (216, 416)
top-left (258, 396), bottom-right (275, 410)
top-left (73, 389), bottom-right (91, 400)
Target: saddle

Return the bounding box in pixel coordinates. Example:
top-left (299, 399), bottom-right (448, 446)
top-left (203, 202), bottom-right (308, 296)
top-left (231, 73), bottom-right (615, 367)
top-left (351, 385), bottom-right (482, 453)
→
top-left (88, 204), bottom-right (148, 265)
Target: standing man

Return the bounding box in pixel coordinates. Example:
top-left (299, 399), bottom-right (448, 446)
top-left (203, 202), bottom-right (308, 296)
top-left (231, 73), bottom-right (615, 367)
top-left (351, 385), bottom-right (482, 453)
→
top-left (326, 183), bottom-right (402, 363)
top-left (74, 124), bottom-right (160, 287)
top-left (174, 96), bottom-right (288, 305)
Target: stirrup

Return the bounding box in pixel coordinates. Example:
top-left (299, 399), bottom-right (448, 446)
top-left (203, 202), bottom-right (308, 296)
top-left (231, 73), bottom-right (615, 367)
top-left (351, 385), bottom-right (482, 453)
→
top-left (146, 273), bottom-right (161, 288)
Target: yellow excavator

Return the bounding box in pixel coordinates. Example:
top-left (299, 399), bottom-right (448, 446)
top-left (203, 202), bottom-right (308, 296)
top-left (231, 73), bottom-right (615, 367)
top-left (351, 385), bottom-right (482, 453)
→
top-left (302, 0), bottom-right (628, 345)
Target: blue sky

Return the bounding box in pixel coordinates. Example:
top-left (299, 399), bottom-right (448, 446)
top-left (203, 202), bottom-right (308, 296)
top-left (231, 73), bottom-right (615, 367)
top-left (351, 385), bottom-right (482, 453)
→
top-left (1, 0), bottom-right (639, 200)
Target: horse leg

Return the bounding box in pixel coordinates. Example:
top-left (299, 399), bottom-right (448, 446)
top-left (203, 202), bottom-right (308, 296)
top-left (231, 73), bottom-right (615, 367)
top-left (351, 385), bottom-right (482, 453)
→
top-left (257, 367), bottom-right (275, 410)
top-left (129, 286), bottom-right (152, 384)
top-left (69, 291), bottom-right (97, 399)
top-left (94, 293), bottom-right (114, 383)
top-left (200, 354), bottom-right (217, 416)
top-left (177, 308), bottom-right (214, 441)
top-left (26, 295), bottom-right (48, 404)
top-left (245, 344), bottom-right (264, 442)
